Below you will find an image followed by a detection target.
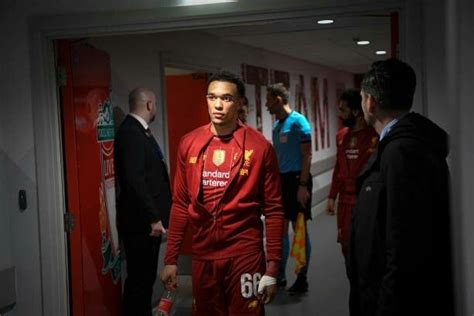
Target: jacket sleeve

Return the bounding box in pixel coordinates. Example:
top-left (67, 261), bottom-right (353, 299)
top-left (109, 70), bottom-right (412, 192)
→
top-left (117, 130), bottom-right (160, 223)
top-left (328, 148), bottom-right (341, 199)
top-left (164, 138), bottom-right (190, 265)
top-left (261, 143), bottom-right (285, 274)
top-left (329, 132), bottom-right (345, 199)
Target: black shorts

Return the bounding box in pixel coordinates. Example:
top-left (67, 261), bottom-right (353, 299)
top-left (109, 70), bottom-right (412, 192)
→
top-left (280, 171), bottom-right (313, 222)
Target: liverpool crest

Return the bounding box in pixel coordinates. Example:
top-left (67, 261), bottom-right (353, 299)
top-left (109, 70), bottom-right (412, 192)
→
top-left (212, 150), bottom-right (226, 166)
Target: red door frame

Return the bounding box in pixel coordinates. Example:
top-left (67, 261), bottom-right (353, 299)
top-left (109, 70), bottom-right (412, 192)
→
top-left (58, 40), bottom-right (85, 316)
top-left (58, 40), bottom-right (121, 316)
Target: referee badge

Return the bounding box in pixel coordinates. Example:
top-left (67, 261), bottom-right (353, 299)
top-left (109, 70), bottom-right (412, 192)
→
top-left (279, 133), bottom-right (288, 143)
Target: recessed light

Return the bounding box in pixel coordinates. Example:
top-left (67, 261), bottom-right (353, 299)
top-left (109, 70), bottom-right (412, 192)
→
top-left (175, 0), bottom-right (237, 6)
top-left (356, 40), bottom-right (371, 46)
top-left (317, 19), bottom-right (334, 25)
top-left (375, 50), bottom-right (387, 55)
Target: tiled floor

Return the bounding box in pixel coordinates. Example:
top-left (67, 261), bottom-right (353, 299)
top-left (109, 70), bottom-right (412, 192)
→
top-left (153, 211), bottom-right (349, 315)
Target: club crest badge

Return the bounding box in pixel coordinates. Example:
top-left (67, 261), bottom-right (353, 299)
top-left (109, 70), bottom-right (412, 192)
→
top-left (349, 137), bottom-right (357, 148)
top-left (212, 150), bottom-right (226, 166)
top-left (244, 149), bottom-right (253, 161)
top-left (96, 97), bottom-right (121, 283)
top-left (240, 149), bottom-right (254, 175)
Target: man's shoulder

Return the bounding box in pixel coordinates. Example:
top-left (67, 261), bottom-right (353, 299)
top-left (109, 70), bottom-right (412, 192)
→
top-left (380, 137), bottom-right (421, 165)
top-left (244, 125), bottom-right (271, 147)
top-left (336, 127), bottom-right (349, 140)
top-left (289, 111), bottom-right (311, 130)
top-left (290, 110), bottom-right (309, 121)
top-left (115, 116), bottom-right (143, 139)
top-left (178, 124), bottom-right (210, 145)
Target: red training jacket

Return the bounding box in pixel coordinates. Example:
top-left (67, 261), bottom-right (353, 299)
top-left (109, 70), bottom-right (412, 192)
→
top-left (328, 126), bottom-right (378, 205)
top-left (164, 123), bottom-right (284, 274)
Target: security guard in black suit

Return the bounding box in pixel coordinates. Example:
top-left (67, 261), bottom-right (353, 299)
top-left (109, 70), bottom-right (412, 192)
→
top-left (114, 88), bottom-right (172, 316)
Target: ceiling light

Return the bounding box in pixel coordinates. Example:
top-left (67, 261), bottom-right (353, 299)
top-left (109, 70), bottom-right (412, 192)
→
top-left (375, 50), bottom-right (387, 55)
top-left (317, 19), bottom-right (334, 25)
top-left (356, 40), bottom-right (370, 46)
top-left (175, 0), bottom-right (237, 6)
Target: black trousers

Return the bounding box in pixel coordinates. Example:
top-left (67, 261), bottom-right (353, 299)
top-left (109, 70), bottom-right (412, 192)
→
top-left (121, 233), bottom-right (161, 316)
top-left (280, 171), bottom-right (313, 221)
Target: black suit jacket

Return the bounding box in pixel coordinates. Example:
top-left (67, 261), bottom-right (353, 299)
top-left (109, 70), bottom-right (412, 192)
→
top-left (114, 115), bottom-right (172, 233)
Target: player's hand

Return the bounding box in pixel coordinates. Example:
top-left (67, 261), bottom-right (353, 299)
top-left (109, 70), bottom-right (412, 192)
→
top-left (326, 198), bottom-right (335, 216)
top-left (257, 275), bottom-right (277, 304)
top-left (297, 185), bottom-right (310, 207)
top-left (160, 265), bottom-right (178, 291)
top-left (150, 220), bottom-right (166, 237)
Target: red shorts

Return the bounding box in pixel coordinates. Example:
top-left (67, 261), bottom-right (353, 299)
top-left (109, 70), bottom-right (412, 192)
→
top-left (191, 251), bottom-right (266, 316)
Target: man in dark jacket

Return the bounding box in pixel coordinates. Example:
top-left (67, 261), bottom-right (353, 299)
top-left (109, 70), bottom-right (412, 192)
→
top-left (115, 88), bottom-right (172, 316)
top-left (348, 58), bottom-right (454, 316)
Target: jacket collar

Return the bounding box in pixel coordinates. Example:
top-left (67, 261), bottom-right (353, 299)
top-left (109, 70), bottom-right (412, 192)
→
top-left (190, 122), bottom-right (247, 208)
top-left (128, 113), bottom-right (149, 130)
top-left (192, 121), bottom-right (247, 152)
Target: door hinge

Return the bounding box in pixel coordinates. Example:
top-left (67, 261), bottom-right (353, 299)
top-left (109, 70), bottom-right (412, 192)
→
top-left (56, 65), bottom-right (67, 87)
top-left (64, 212), bottom-right (76, 233)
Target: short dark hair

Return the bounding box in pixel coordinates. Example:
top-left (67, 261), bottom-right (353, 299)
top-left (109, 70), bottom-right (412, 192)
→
top-left (267, 83), bottom-right (290, 104)
top-left (361, 58), bottom-right (416, 112)
top-left (207, 71), bottom-right (246, 97)
top-left (340, 89), bottom-right (362, 112)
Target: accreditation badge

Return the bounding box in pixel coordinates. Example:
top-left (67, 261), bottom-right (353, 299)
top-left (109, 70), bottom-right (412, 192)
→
top-left (279, 133), bottom-right (288, 143)
top-left (212, 149), bottom-right (226, 166)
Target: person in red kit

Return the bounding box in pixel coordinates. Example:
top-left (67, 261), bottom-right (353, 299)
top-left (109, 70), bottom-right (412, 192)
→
top-left (326, 89), bottom-right (378, 259)
top-left (160, 71), bottom-right (284, 315)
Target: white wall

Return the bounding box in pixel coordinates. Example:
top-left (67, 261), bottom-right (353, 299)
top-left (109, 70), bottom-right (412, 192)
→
top-left (446, 0), bottom-right (474, 314)
top-left (456, 3), bottom-right (474, 313)
top-left (403, 0), bottom-right (473, 314)
top-left (422, 0), bottom-right (449, 130)
top-left (0, 9), bottom-right (43, 316)
top-left (0, 39), bottom-right (11, 273)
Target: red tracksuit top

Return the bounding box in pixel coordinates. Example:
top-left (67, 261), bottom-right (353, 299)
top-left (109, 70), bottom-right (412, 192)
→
top-left (328, 126), bottom-right (378, 204)
top-left (164, 123), bottom-right (284, 270)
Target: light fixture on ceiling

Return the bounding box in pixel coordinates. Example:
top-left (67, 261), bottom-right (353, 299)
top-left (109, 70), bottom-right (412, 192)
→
top-left (317, 19), bottom-right (334, 25)
top-left (175, 0), bottom-right (237, 6)
top-left (375, 50), bottom-right (387, 55)
top-left (356, 40), bottom-right (371, 46)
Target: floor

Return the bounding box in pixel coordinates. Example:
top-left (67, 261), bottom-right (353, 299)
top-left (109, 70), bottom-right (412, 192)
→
top-left (152, 211), bottom-right (350, 315)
